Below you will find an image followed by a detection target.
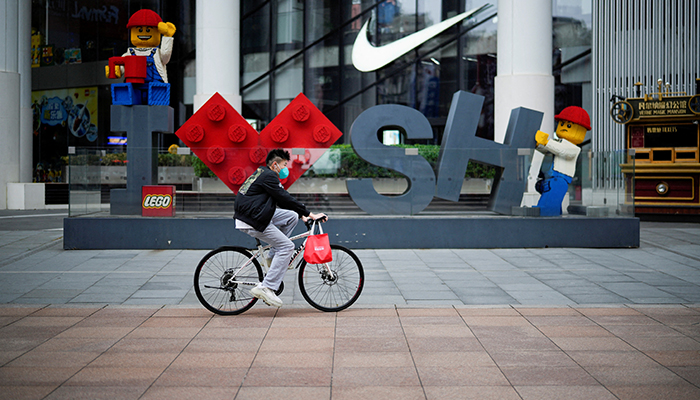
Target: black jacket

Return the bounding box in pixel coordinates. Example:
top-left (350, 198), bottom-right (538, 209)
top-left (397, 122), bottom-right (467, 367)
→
top-left (234, 166), bottom-right (310, 232)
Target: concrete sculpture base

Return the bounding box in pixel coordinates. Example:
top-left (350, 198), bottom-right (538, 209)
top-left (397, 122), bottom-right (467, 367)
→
top-left (63, 215), bottom-right (639, 250)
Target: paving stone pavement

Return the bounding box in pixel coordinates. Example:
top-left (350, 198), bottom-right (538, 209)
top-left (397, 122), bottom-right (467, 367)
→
top-left (0, 219), bottom-right (699, 307)
top-left (0, 213), bottom-right (699, 399)
top-left (0, 305), bottom-right (699, 399)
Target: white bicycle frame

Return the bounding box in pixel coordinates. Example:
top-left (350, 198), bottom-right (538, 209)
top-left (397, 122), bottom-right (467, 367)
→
top-left (228, 225), bottom-right (334, 287)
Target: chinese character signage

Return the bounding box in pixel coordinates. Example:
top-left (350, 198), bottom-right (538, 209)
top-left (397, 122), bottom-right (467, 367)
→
top-left (631, 97), bottom-right (694, 118)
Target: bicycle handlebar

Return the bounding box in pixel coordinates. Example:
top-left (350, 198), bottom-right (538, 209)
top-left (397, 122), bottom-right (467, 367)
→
top-left (304, 215), bottom-right (327, 229)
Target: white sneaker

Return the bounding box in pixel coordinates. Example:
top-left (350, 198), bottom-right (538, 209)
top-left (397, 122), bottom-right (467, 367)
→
top-left (250, 283), bottom-right (283, 308)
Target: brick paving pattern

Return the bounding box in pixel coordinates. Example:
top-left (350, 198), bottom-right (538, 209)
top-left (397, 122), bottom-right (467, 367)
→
top-left (1, 305), bottom-right (699, 399)
top-left (0, 215), bottom-right (699, 399)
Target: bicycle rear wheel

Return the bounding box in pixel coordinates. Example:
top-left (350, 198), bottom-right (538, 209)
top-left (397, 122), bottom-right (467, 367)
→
top-left (298, 244), bottom-right (364, 312)
top-left (194, 246), bottom-right (262, 315)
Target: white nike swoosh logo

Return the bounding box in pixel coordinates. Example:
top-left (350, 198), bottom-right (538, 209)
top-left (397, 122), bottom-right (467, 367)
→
top-left (352, 4), bottom-right (493, 72)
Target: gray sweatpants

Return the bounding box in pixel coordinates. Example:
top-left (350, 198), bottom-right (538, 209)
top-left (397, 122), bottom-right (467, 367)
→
top-left (239, 208), bottom-right (299, 291)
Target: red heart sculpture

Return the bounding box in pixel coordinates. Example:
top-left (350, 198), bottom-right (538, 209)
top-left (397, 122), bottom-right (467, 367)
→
top-left (175, 92), bottom-right (343, 193)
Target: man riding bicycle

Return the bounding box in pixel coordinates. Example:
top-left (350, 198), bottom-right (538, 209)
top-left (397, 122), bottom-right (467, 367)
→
top-left (234, 149), bottom-right (327, 308)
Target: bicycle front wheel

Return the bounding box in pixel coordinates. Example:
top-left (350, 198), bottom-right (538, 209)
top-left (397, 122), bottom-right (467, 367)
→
top-left (298, 244), bottom-right (364, 312)
top-left (194, 247), bottom-right (262, 315)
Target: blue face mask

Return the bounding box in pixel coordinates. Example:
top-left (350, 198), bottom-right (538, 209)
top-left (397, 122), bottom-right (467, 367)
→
top-left (274, 163), bottom-right (290, 179)
top-left (279, 166), bottom-right (289, 179)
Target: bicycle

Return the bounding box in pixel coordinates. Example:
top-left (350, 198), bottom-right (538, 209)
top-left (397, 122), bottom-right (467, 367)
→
top-left (193, 218), bottom-right (364, 315)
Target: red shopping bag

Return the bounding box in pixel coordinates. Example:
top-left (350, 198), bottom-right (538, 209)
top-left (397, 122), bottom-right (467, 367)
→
top-left (304, 221), bottom-right (333, 264)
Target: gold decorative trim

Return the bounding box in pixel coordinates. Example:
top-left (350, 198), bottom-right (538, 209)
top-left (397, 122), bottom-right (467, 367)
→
top-left (620, 163), bottom-right (700, 174)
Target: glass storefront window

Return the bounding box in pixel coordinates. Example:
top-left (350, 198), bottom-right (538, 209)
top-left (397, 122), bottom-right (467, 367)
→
top-left (242, 0), bottom-right (593, 149)
top-left (30, 0), bottom-right (195, 186)
top-left (243, 0), bottom-right (269, 15)
top-left (30, 0), bottom-right (165, 65)
top-left (276, 0), bottom-right (304, 47)
top-left (67, 148), bottom-right (102, 216)
top-left (307, 0), bottom-right (339, 43)
top-left (460, 0), bottom-right (497, 140)
top-left (553, 0), bottom-right (593, 116)
top-left (376, 0), bottom-right (411, 44)
top-left (306, 34), bottom-right (341, 111)
top-left (275, 54), bottom-right (304, 112)
top-left (32, 0), bottom-right (194, 66)
top-left (417, 0), bottom-right (444, 29)
top-left (553, 0), bottom-right (592, 48)
top-left (243, 76), bottom-right (272, 124)
top-left (242, 1), bottom-right (271, 122)
top-left (372, 1), bottom-right (446, 107)
top-left (242, 1), bottom-right (271, 80)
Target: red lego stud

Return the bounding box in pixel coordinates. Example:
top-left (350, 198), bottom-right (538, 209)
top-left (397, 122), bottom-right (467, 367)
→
top-left (228, 125), bottom-right (247, 143)
top-left (249, 146), bottom-right (267, 164)
top-left (313, 125), bottom-right (332, 143)
top-left (270, 125), bottom-right (289, 143)
top-left (187, 124), bottom-right (205, 142)
top-left (228, 167), bottom-right (247, 185)
top-left (292, 105), bottom-right (310, 122)
top-left (208, 103), bottom-right (226, 122)
top-left (207, 146), bottom-right (226, 164)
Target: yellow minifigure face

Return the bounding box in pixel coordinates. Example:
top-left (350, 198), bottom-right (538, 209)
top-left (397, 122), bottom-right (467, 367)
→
top-left (130, 26), bottom-right (161, 48)
top-left (555, 120), bottom-right (587, 145)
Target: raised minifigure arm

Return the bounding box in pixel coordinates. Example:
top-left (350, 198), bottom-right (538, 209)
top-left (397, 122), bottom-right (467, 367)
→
top-left (158, 22), bottom-right (176, 37)
top-left (157, 22), bottom-right (176, 65)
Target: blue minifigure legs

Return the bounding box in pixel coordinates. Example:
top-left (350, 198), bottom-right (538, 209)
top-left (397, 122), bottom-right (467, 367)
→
top-left (535, 169), bottom-right (572, 216)
top-left (111, 82), bottom-right (170, 106)
top-left (112, 83), bottom-right (142, 105)
top-left (147, 82), bottom-right (170, 105)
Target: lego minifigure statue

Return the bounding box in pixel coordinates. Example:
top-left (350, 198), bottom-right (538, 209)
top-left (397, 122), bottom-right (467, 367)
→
top-left (534, 106), bottom-right (591, 216)
top-left (106, 9), bottom-right (176, 106)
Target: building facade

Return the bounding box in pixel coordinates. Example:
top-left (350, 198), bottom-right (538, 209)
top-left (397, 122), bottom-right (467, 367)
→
top-left (1, 0), bottom-right (695, 210)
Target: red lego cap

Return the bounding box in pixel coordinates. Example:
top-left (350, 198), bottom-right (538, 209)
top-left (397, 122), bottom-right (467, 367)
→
top-left (555, 106), bottom-right (591, 131)
top-left (127, 9), bottom-right (162, 29)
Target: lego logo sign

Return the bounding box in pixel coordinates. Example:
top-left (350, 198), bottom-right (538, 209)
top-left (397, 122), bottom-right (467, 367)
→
top-left (143, 195), bottom-right (172, 209)
top-left (142, 186), bottom-right (175, 217)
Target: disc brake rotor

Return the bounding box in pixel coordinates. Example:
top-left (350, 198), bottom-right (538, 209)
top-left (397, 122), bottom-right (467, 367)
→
top-left (320, 268), bottom-right (338, 285)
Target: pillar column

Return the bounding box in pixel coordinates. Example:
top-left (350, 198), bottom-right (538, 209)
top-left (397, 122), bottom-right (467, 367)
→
top-left (494, 0), bottom-right (553, 142)
top-left (0, 0), bottom-right (21, 209)
top-left (18, 0), bottom-right (32, 183)
top-left (194, 0), bottom-right (242, 112)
